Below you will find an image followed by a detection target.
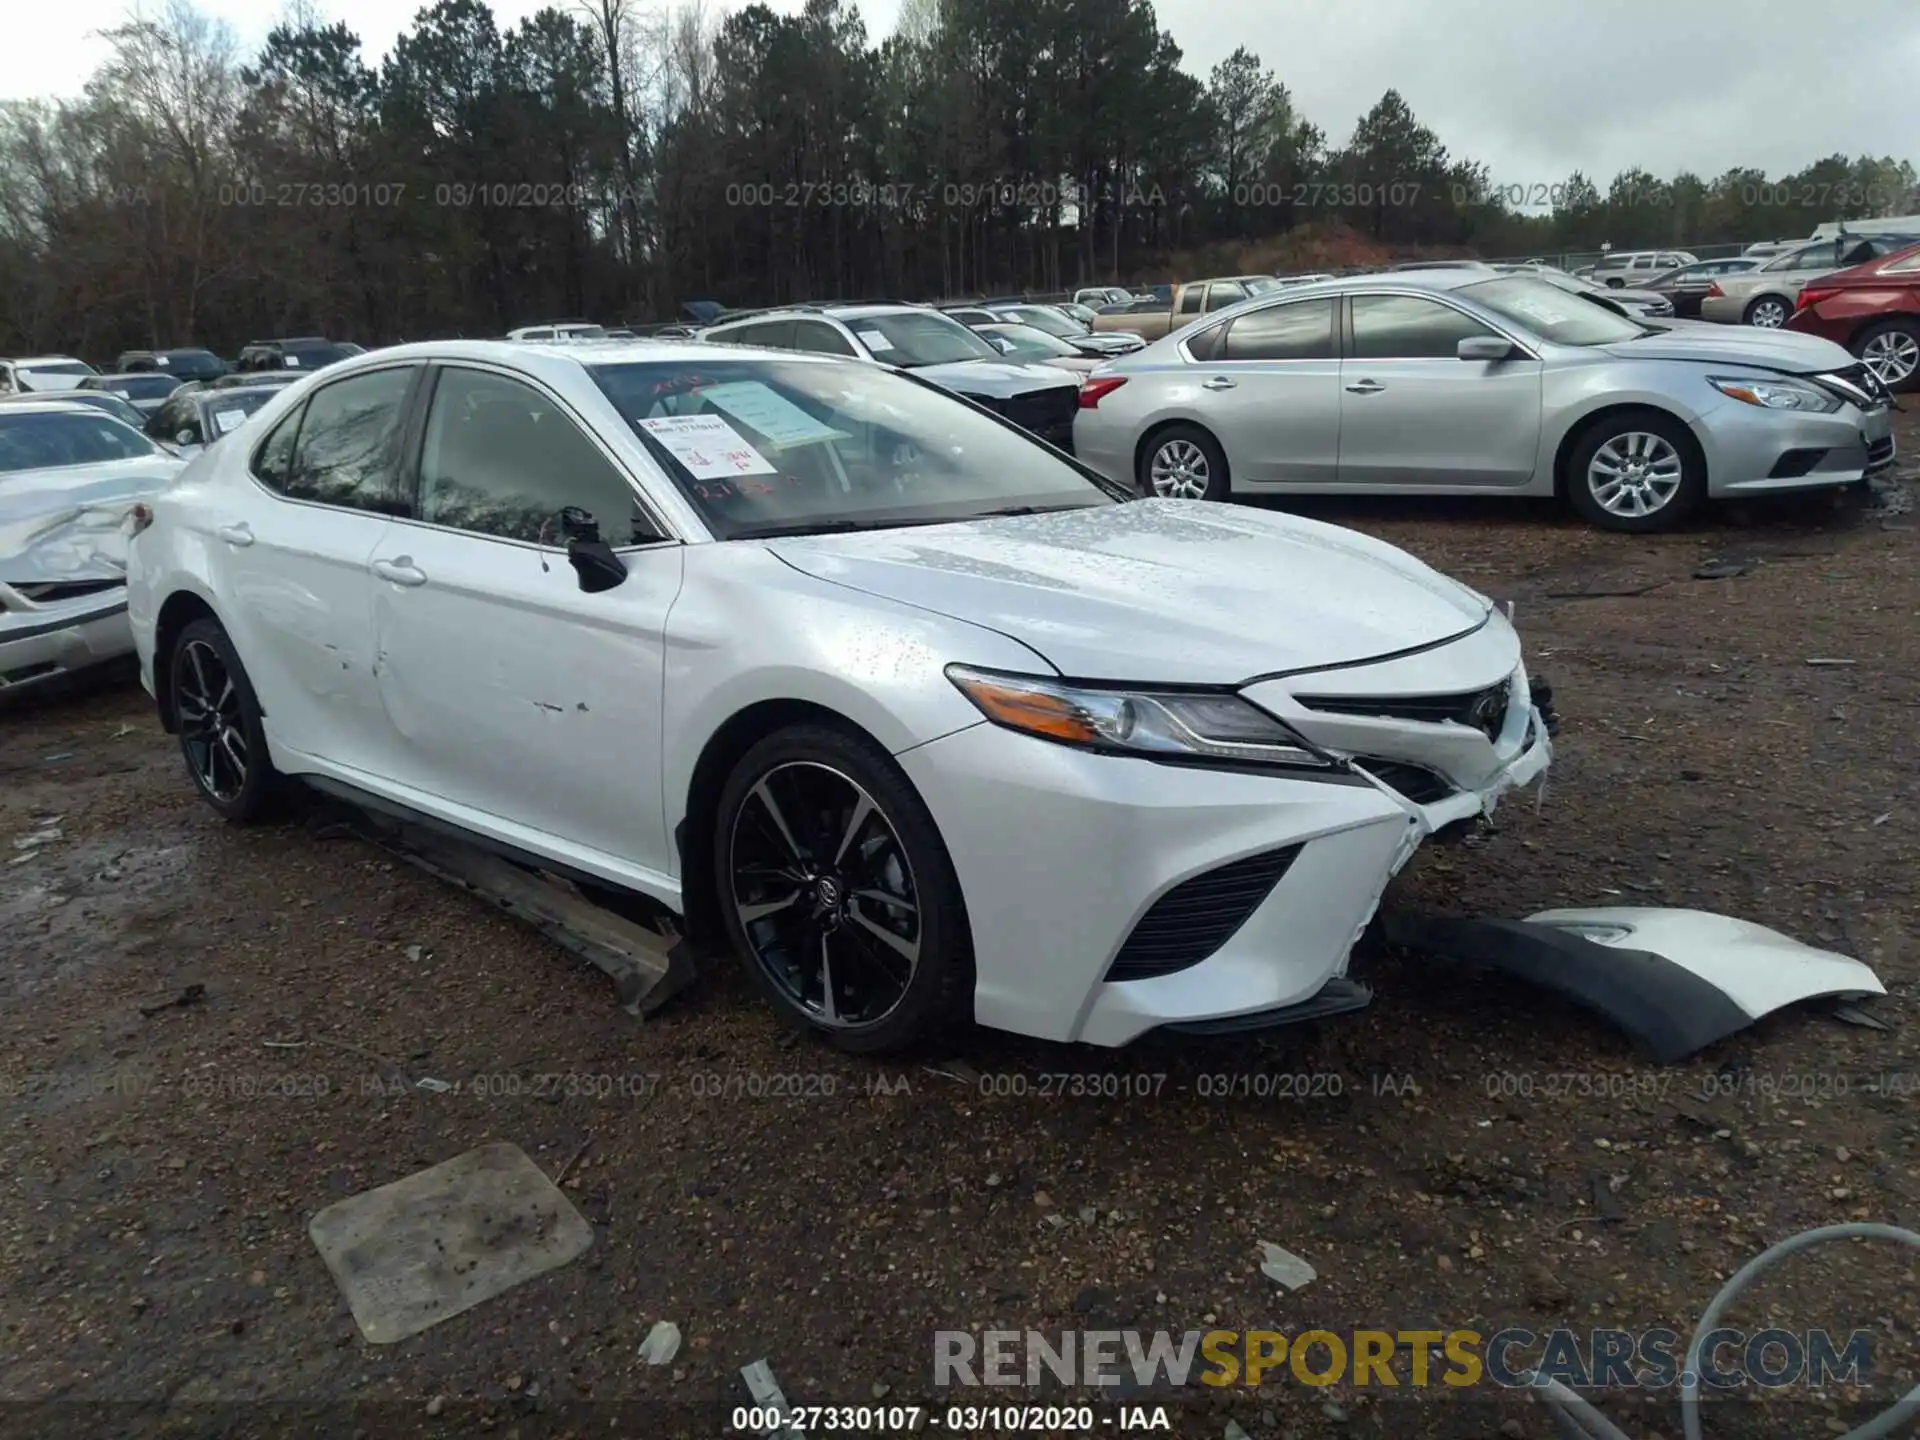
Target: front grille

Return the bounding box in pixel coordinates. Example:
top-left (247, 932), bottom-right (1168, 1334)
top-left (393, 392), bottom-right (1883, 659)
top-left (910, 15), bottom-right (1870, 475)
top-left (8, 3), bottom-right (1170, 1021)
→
top-left (1106, 845), bottom-right (1301, 982)
top-left (1297, 679), bottom-right (1512, 741)
top-left (13, 579), bottom-right (123, 604)
top-left (1355, 758), bottom-right (1456, 805)
top-left (1819, 364), bottom-right (1891, 410)
top-left (1000, 385), bottom-right (1078, 448)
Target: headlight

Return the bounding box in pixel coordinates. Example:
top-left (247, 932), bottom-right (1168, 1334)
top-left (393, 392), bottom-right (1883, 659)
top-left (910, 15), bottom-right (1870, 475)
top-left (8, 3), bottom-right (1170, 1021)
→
top-left (1709, 376), bottom-right (1839, 413)
top-left (946, 665), bottom-right (1335, 770)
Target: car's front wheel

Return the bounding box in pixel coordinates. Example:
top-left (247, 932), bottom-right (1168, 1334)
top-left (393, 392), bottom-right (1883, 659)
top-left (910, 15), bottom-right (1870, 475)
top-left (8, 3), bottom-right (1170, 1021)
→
top-left (714, 724), bottom-right (972, 1054)
top-left (1566, 411), bottom-right (1705, 533)
top-left (1744, 295), bottom-right (1791, 328)
top-left (1856, 318), bottom-right (1920, 393)
top-left (1139, 424), bottom-right (1229, 501)
top-left (169, 616), bottom-right (282, 821)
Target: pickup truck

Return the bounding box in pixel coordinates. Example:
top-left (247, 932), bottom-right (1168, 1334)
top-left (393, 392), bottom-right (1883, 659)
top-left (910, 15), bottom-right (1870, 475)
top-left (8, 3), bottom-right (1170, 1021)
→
top-left (1089, 277), bottom-right (1261, 342)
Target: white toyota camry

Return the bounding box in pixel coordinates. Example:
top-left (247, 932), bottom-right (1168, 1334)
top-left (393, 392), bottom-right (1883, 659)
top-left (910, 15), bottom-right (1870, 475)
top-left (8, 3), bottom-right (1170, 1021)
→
top-left (126, 339), bottom-right (1553, 1052)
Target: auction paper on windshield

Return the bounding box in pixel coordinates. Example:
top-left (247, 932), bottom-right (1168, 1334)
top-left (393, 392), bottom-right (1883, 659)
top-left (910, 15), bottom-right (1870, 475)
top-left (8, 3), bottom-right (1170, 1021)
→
top-left (696, 381), bottom-right (848, 447)
top-left (638, 414), bottom-right (776, 478)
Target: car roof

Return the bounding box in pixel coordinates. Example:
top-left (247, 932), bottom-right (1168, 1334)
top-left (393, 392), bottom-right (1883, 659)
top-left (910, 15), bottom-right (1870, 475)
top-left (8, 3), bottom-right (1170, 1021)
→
top-left (0, 397), bottom-right (104, 415)
top-left (8, 355), bottom-right (87, 365)
top-left (313, 336), bottom-right (843, 372)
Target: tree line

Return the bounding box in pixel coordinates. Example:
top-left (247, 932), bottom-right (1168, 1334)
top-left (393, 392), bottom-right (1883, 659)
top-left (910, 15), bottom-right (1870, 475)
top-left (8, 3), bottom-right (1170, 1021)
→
top-left (1, 0), bottom-right (1915, 358)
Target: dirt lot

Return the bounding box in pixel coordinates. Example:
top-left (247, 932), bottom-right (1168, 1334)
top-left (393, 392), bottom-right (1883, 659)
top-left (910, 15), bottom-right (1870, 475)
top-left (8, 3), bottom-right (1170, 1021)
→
top-left (5, 416), bottom-right (1920, 1440)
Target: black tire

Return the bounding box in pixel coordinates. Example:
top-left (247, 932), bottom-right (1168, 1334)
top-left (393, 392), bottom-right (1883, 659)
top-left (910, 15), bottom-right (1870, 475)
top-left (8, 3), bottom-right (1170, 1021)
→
top-left (713, 724), bottom-right (973, 1054)
top-left (1137, 423), bottom-right (1229, 501)
top-left (1854, 317), bottom-right (1920, 394)
top-left (1564, 410), bottom-right (1706, 534)
top-left (1744, 294), bottom-right (1791, 328)
top-left (168, 616), bottom-right (282, 821)
top-left (1603, 277), bottom-right (1625, 289)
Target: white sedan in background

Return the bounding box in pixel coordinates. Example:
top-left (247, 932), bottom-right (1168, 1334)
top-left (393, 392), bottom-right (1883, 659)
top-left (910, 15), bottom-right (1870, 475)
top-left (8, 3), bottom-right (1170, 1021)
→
top-left (126, 340), bottom-right (1551, 1050)
top-left (1, 402), bottom-right (183, 693)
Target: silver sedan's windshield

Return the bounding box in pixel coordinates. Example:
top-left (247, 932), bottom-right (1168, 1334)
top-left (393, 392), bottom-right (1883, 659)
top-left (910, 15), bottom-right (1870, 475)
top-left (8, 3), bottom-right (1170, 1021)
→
top-left (0, 411), bottom-right (163, 472)
top-left (1456, 276), bottom-right (1645, 346)
top-left (590, 358), bottom-right (1114, 538)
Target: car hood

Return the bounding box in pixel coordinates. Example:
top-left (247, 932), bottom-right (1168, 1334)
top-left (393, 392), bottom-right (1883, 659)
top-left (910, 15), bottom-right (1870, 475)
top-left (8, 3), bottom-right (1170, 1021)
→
top-left (767, 498), bottom-right (1491, 684)
top-left (906, 359), bottom-right (1079, 399)
top-left (0, 456), bottom-right (182, 583)
top-left (1595, 325), bottom-right (1853, 373)
top-left (1600, 287), bottom-right (1666, 305)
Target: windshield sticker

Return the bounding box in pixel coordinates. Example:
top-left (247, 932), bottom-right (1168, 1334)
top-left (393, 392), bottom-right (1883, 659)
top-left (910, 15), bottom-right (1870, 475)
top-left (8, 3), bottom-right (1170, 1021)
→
top-left (639, 414), bottom-right (777, 478)
top-left (854, 329), bottom-right (895, 351)
top-left (283, 356), bottom-right (300, 367)
top-left (1509, 297), bottom-right (1575, 326)
top-left (111, 388), bottom-right (131, 397)
top-left (694, 381), bottom-right (848, 447)
top-left (211, 408), bottom-right (248, 434)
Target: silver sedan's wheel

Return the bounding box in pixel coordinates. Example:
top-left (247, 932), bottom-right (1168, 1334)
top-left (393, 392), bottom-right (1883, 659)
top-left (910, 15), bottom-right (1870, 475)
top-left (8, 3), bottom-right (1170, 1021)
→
top-left (1861, 326), bottom-right (1920, 389)
top-left (1746, 296), bottom-right (1790, 328)
top-left (727, 760), bottom-right (922, 1031)
top-left (1587, 431), bottom-right (1685, 520)
top-left (1148, 438), bottom-right (1212, 499)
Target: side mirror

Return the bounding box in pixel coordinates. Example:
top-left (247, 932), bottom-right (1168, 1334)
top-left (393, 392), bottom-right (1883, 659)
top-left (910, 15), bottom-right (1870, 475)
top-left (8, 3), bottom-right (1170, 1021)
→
top-left (1458, 336), bottom-right (1515, 362)
top-left (558, 506), bottom-right (628, 593)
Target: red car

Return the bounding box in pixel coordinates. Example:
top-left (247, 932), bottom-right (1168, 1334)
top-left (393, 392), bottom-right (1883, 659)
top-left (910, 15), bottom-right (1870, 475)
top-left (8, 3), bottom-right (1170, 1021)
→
top-left (1785, 240), bottom-right (1920, 393)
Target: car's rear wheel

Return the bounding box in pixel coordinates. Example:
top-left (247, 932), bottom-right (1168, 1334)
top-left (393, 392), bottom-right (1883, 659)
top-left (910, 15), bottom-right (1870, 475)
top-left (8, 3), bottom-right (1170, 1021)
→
top-left (1566, 411), bottom-right (1705, 533)
top-left (1140, 424), bottom-right (1229, 501)
top-left (1744, 295), bottom-right (1791, 328)
top-left (714, 725), bottom-right (972, 1054)
top-left (1856, 318), bottom-right (1920, 393)
top-left (169, 616), bottom-right (281, 821)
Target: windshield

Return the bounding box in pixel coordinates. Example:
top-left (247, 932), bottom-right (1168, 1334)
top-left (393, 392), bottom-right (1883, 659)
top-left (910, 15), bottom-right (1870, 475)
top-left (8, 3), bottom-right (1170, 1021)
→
top-left (558, 325), bottom-right (606, 339)
top-left (979, 324), bottom-right (1081, 359)
top-left (1767, 247), bottom-right (1826, 272)
top-left (0, 410), bottom-right (164, 472)
top-left (589, 358), bottom-right (1114, 539)
top-left (281, 344), bottom-right (353, 369)
top-left (1457, 276), bottom-right (1645, 346)
top-left (161, 349), bottom-right (224, 376)
top-left (198, 388), bottom-right (277, 438)
top-left (100, 375), bottom-right (180, 399)
top-left (997, 306), bottom-right (1082, 339)
top-left (50, 393), bottom-right (146, 426)
top-left (844, 311), bottom-right (997, 367)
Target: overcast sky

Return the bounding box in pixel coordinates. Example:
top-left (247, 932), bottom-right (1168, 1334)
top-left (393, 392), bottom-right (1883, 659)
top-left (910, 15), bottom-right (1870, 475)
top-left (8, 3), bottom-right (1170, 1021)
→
top-left (6, 0), bottom-right (1918, 191)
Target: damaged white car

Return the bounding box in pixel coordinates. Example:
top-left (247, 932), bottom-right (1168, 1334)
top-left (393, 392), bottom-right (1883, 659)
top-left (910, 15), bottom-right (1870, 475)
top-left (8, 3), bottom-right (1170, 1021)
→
top-left (1, 401), bottom-right (184, 694)
top-left (125, 340), bottom-right (1553, 1050)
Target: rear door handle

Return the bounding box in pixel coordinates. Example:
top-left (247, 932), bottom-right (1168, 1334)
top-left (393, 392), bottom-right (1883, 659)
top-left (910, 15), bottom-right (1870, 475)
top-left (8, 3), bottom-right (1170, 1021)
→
top-left (1200, 376), bottom-right (1236, 390)
top-left (216, 523), bottom-right (253, 547)
top-left (370, 557), bottom-right (427, 587)
top-left (1345, 379), bottom-right (1385, 395)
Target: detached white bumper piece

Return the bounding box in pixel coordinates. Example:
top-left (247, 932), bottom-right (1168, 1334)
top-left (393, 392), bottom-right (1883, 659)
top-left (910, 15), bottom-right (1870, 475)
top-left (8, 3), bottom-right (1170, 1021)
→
top-left (1384, 906), bottom-right (1887, 1063)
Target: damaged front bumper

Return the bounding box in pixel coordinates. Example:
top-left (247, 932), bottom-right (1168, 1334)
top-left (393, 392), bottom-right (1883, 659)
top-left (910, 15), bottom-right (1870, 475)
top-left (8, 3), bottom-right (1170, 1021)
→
top-left (0, 581), bottom-right (133, 693)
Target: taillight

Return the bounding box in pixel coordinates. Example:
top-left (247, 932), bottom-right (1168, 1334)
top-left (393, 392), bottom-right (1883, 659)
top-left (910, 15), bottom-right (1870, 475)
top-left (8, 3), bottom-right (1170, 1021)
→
top-left (1078, 375), bottom-right (1127, 409)
top-left (126, 503), bottom-right (154, 536)
top-left (1795, 287), bottom-right (1836, 312)
top-left (1704, 281), bottom-right (1724, 299)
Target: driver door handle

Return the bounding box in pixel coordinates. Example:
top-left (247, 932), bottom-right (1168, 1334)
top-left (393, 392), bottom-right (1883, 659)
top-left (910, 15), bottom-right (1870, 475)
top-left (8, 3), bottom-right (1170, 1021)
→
top-left (216, 523), bottom-right (253, 547)
top-left (370, 556), bottom-right (427, 587)
top-left (1200, 376), bottom-right (1236, 390)
top-left (1345, 379), bottom-right (1385, 395)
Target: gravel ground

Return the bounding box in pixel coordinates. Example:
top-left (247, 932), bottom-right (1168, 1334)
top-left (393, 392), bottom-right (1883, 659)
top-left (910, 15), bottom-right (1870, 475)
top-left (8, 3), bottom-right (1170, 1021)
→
top-left (5, 416), bottom-right (1920, 1440)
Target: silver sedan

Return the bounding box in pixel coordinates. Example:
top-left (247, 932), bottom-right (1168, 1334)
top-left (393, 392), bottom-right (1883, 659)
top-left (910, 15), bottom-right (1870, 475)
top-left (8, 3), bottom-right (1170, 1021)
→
top-left (1072, 270), bottom-right (1896, 533)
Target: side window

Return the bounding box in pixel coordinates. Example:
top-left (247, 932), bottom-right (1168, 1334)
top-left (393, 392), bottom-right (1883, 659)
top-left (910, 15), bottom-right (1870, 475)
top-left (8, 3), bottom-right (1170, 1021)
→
top-left (1220, 299), bottom-right (1336, 361)
top-left (282, 366), bottom-right (416, 513)
top-left (1205, 282), bottom-right (1248, 311)
top-left (793, 321), bottom-right (857, 357)
top-left (1350, 295), bottom-right (1494, 360)
top-left (1177, 288), bottom-right (1203, 315)
top-left (1885, 249), bottom-right (1920, 274)
top-left (419, 367), bottom-right (652, 547)
top-left (1184, 323), bottom-right (1226, 361)
top-left (251, 403), bottom-right (303, 490)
